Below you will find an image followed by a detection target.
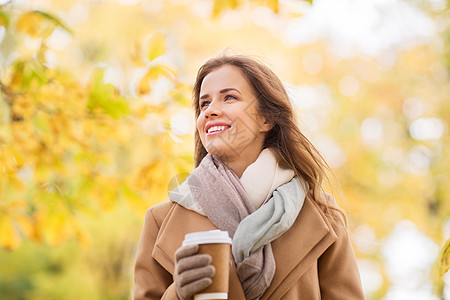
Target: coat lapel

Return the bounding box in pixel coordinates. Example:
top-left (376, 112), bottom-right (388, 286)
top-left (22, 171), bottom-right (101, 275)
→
top-left (152, 204), bottom-right (217, 274)
top-left (262, 197), bottom-right (337, 299)
top-left (152, 203), bottom-right (246, 298)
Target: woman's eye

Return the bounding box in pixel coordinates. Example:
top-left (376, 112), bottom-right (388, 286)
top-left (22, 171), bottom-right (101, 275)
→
top-left (200, 101), bottom-right (210, 108)
top-left (225, 94), bottom-right (237, 101)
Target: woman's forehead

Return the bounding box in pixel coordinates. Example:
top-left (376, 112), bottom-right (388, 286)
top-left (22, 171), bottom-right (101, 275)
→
top-left (200, 65), bottom-right (250, 94)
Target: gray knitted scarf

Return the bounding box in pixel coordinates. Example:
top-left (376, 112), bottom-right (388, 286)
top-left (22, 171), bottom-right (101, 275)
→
top-left (169, 154), bottom-right (306, 299)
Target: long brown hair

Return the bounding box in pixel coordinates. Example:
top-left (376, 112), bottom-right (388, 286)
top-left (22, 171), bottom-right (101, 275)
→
top-left (192, 54), bottom-right (346, 225)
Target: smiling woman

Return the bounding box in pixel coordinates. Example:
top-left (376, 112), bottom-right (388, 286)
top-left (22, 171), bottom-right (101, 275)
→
top-left (133, 55), bottom-right (365, 300)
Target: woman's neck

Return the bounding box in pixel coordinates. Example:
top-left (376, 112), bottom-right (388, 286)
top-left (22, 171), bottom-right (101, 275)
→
top-left (220, 149), bottom-right (262, 178)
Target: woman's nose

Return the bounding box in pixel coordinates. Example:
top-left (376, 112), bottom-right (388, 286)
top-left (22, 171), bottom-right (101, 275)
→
top-left (204, 99), bottom-right (221, 118)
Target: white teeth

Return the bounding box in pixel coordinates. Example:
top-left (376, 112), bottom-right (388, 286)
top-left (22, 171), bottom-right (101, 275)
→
top-left (207, 126), bottom-right (228, 133)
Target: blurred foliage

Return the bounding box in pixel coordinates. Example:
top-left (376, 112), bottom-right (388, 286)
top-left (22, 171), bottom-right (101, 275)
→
top-left (0, 0), bottom-right (448, 299)
top-left (0, 1), bottom-right (195, 252)
top-left (441, 239), bottom-right (450, 276)
top-left (0, 204), bottom-right (140, 300)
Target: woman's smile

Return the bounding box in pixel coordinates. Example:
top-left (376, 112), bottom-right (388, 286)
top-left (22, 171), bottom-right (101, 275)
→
top-left (206, 126), bottom-right (230, 136)
top-left (205, 122), bottom-right (231, 136)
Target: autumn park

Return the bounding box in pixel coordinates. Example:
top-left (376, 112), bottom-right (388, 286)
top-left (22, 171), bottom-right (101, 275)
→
top-left (0, 0), bottom-right (449, 299)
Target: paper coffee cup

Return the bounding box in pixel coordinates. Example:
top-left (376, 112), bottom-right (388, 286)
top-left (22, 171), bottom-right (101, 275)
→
top-left (183, 230), bottom-right (232, 300)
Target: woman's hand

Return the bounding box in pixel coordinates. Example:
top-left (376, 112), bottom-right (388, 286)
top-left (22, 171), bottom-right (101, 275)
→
top-left (174, 244), bottom-right (215, 300)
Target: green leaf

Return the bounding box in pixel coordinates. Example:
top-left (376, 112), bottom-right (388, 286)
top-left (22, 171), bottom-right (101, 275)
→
top-left (169, 84), bottom-right (191, 106)
top-left (10, 59), bottom-right (48, 92)
top-left (33, 10), bottom-right (73, 34)
top-left (88, 70), bottom-right (130, 119)
top-left (0, 10), bottom-right (10, 27)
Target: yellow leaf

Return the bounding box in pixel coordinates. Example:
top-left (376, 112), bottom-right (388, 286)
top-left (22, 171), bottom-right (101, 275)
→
top-left (134, 158), bottom-right (175, 204)
top-left (267, 0), bottom-right (279, 13)
top-left (137, 65), bottom-right (176, 95)
top-left (3, 200), bottom-right (27, 210)
top-left (123, 185), bottom-right (148, 214)
top-left (0, 215), bottom-right (21, 250)
top-left (134, 103), bottom-right (152, 119)
top-left (288, 12), bottom-right (304, 18)
top-left (12, 94), bottom-right (36, 120)
top-left (212, 0), bottom-right (240, 18)
top-left (97, 177), bottom-right (120, 210)
top-left (441, 238), bottom-right (450, 277)
top-left (9, 61), bottom-right (24, 89)
top-left (131, 40), bottom-right (146, 67)
top-left (16, 12), bottom-right (44, 38)
top-left (14, 213), bottom-right (34, 239)
top-left (74, 223), bottom-right (91, 248)
top-left (169, 83), bottom-right (192, 106)
top-left (252, 0), bottom-right (278, 12)
top-left (151, 65), bottom-right (176, 80)
top-left (138, 72), bottom-right (152, 95)
top-left (134, 161), bottom-right (162, 190)
top-left (146, 32), bottom-right (166, 61)
top-left (34, 201), bottom-right (74, 246)
top-left (44, 210), bottom-right (72, 246)
top-left (133, 103), bottom-right (166, 119)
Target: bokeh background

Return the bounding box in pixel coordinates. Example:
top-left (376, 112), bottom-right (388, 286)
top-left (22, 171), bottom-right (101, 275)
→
top-left (0, 0), bottom-right (449, 299)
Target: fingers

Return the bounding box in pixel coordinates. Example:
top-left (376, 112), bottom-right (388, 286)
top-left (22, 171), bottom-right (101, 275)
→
top-left (178, 265), bottom-right (215, 287)
top-left (179, 277), bottom-right (213, 299)
top-left (177, 253), bottom-right (212, 274)
top-left (175, 244), bottom-right (199, 262)
top-left (174, 244), bottom-right (216, 299)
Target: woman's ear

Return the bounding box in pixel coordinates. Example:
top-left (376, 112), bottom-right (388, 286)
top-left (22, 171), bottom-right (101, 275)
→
top-left (260, 119), bottom-right (274, 133)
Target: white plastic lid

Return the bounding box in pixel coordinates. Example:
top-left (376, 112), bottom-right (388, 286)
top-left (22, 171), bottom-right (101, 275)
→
top-left (182, 230), bottom-right (232, 246)
top-left (194, 292), bottom-right (228, 299)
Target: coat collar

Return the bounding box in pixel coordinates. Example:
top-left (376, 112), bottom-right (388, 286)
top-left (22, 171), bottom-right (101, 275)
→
top-left (262, 197), bottom-right (337, 299)
top-left (152, 198), bottom-right (337, 298)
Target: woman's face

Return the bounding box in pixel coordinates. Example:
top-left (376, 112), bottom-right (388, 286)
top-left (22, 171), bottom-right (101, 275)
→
top-left (197, 65), bottom-right (271, 163)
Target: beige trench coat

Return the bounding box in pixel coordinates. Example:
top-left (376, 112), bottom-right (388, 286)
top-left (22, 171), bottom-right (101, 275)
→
top-left (134, 196), bottom-right (365, 299)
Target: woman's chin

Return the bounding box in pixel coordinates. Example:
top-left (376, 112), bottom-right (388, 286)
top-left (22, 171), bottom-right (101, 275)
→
top-left (205, 142), bottom-right (233, 161)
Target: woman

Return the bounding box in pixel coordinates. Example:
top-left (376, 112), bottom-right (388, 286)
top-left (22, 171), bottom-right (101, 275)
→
top-left (134, 55), bottom-right (365, 299)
